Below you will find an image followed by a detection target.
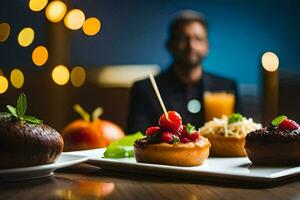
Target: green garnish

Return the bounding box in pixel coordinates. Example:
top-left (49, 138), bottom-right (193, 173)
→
top-left (103, 132), bottom-right (143, 158)
top-left (186, 123), bottom-right (196, 134)
top-left (5, 93), bottom-right (42, 124)
top-left (172, 135), bottom-right (179, 144)
top-left (228, 113), bottom-right (244, 124)
top-left (271, 115), bottom-right (287, 126)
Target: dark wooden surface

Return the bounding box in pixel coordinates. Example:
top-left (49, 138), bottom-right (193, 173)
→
top-left (1, 163), bottom-right (300, 200)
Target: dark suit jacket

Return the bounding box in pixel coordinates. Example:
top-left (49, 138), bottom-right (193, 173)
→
top-left (127, 67), bottom-right (239, 134)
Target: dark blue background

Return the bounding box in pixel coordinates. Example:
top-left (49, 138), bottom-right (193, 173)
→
top-left (1, 0), bottom-right (299, 89)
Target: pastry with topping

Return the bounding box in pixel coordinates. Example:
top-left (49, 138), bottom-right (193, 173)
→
top-left (200, 113), bottom-right (261, 157)
top-left (134, 111), bottom-right (210, 166)
top-left (245, 115), bottom-right (300, 166)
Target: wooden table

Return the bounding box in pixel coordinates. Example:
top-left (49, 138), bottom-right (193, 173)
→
top-left (1, 163), bottom-right (300, 200)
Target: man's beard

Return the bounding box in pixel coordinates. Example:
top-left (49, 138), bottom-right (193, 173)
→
top-left (174, 55), bottom-right (204, 70)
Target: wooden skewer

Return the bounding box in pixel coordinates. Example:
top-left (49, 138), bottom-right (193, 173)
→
top-left (149, 73), bottom-right (168, 117)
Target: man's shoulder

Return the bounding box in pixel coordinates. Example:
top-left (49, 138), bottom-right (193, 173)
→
top-left (132, 77), bottom-right (151, 91)
top-left (132, 70), bottom-right (169, 90)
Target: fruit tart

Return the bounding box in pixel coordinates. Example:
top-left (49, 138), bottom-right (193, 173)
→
top-left (134, 111), bottom-right (210, 166)
top-left (245, 115), bottom-right (300, 166)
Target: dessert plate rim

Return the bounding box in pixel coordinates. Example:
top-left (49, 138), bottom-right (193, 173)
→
top-left (0, 153), bottom-right (88, 182)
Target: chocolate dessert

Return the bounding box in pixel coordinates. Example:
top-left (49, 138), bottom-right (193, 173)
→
top-left (0, 94), bottom-right (64, 169)
top-left (245, 115), bottom-right (300, 166)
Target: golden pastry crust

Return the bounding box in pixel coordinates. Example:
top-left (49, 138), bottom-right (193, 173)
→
top-left (134, 138), bottom-right (210, 166)
top-left (206, 134), bottom-right (246, 157)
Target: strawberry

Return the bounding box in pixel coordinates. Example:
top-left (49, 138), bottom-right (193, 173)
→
top-left (279, 119), bottom-right (300, 131)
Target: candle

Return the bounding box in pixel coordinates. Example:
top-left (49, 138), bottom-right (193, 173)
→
top-left (261, 51), bottom-right (279, 126)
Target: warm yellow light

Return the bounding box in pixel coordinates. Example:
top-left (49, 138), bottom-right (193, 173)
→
top-left (0, 76), bottom-right (8, 94)
top-left (18, 27), bottom-right (34, 47)
top-left (71, 66), bottom-right (86, 87)
top-left (83, 17), bottom-right (101, 36)
top-left (45, 0), bottom-right (67, 23)
top-left (29, 0), bottom-right (48, 12)
top-left (52, 65), bottom-right (70, 85)
top-left (32, 46), bottom-right (48, 66)
top-left (10, 69), bottom-right (24, 89)
top-left (261, 52), bottom-right (279, 72)
top-left (64, 9), bottom-right (85, 30)
top-left (0, 23), bottom-right (11, 42)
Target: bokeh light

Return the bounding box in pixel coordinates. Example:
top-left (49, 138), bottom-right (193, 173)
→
top-left (0, 76), bottom-right (9, 94)
top-left (83, 17), bottom-right (101, 36)
top-left (71, 66), bottom-right (86, 87)
top-left (45, 0), bottom-right (67, 23)
top-left (29, 0), bottom-right (48, 12)
top-left (32, 45), bottom-right (48, 66)
top-left (18, 27), bottom-right (34, 47)
top-left (64, 9), bottom-right (85, 30)
top-left (52, 65), bottom-right (70, 85)
top-left (0, 23), bottom-right (11, 42)
top-left (10, 69), bottom-right (24, 89)
top-left (262, 52), bottom-right (279, 72)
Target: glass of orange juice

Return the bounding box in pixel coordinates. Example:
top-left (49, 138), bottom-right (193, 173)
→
top-left (203, 91), bottom-right (235, 122)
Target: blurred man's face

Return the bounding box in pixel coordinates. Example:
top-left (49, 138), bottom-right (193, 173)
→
top-left (169, 21), bottom-right (208, 68)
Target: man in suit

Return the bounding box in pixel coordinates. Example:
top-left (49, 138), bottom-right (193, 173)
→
top-left (127, 10), bottom-right (238, 134)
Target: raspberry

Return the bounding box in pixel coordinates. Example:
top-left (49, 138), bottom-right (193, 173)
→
top-left (178, 125), bottom-right (186, 134)
top-left (145, 126), bottom-right (160, 136)
top-left (181, 127), bottom-right (189, 137)
top-left (161, 132), bottom-right (173, 143)
top-left (279, 119), bottom-right (300, 131)
top-left (179, 136), bottom-right (190, 143)
top-left (188, 132), bottom-right (200, 142)
top-left (182, 123), bottom-right (200, 142)
top-left (159, 111), bottom-right (182, 133)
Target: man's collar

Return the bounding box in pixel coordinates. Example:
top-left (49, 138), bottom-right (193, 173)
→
top-left (163, 65), bottom-right (205, 91)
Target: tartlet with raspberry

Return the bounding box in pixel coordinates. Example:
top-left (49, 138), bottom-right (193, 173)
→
top-left (245, 115), bottom-right (300, 166)
top-left (134, 111), bottom-right (211, 166)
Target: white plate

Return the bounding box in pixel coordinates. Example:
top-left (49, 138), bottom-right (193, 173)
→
top-left (0, 154), bottom-right (88, 182)
top-left (67, 148), bottom-right (300, 183)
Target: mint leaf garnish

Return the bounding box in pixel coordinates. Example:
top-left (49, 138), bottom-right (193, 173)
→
top-left (16, 93), bottom-right (27, 118)
top-left (228, 113), bottom-right (244, 124)
top-left (186, 123), bottom-right (196, 134)
top-left (272, 115), bottom-right (287, 126)
top-left (6, 105), bottom-right (17, 118)
top-left (5, 93), bottom-right (42, 125)
top-left (172, 135), bottom-right (179, 144)
top-left (23, 116), bottom-right (43, 124)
